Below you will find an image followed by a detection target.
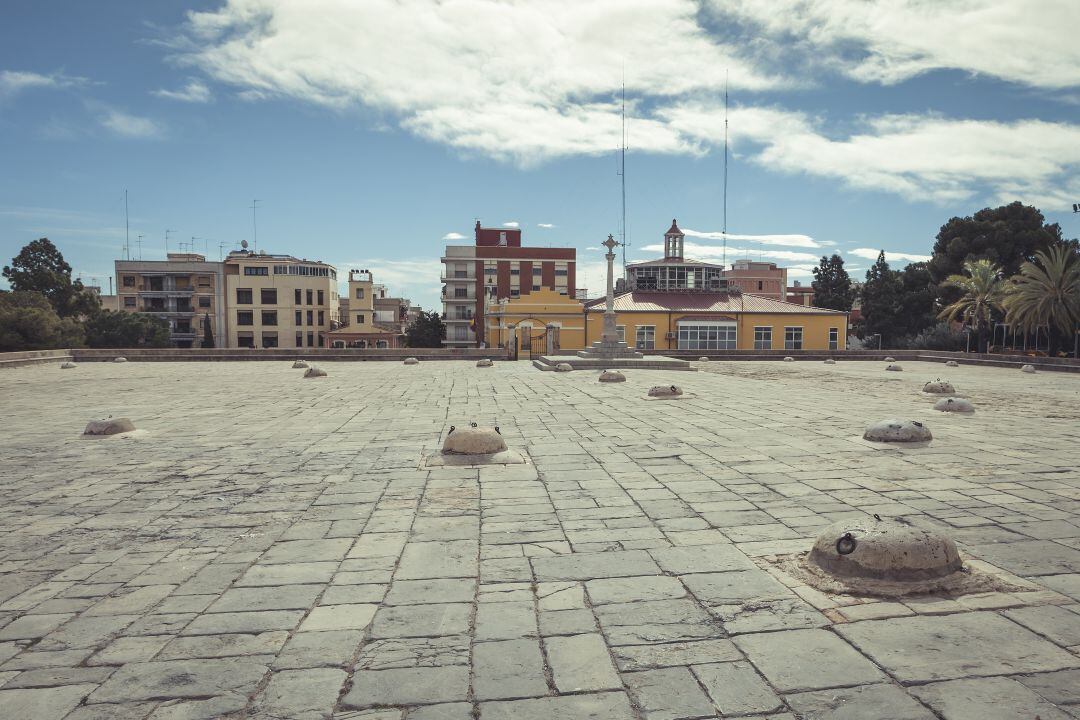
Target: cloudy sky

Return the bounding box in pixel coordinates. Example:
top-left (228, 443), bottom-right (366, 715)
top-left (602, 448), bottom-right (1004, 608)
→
top-left (2, 0), bottom-right (1078, 310)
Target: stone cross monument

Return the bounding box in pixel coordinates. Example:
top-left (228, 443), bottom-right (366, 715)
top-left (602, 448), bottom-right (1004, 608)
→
top-left (578, 233), bottom-right (643, 359)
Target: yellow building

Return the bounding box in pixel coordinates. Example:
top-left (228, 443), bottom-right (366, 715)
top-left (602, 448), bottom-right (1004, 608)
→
top-left (326, 270), bottom-right (402, 348)
top-left (584, 291), bottom-right (847, 351)
top-left (488, 288), bottom-right (847, 352)
top-left (223, 250), bottom-right (338, 349)
top-left (486, 288), bottom-right (586, 352)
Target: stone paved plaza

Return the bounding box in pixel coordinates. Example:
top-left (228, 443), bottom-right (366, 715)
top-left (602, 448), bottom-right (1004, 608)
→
top-left (1, 358), bottom-right (1079, 720)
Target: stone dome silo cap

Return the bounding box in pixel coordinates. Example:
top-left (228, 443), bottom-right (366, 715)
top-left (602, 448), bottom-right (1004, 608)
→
top-left (1021, 364), bottom-right (1036, 373)
top-left (809, 518), bottom-right (962, 582)
top-left (599, 370), bottom-right (625, 382)
top-left (698, 356), bottom-right (710, 362)
top-left (61, 361), bottom-right (77, 369)
top-left (885, 364), bottom-right (903, 371)
top-left (934, 397), bottom-right (974, 413)
top-left (863, 419), bottom-right (932, 442)
top-left (304, 365), bottom-right (327, 378)
top-left (292, 360), bottom-right (309, 369)
top-left (648, 385), bottom-right (683, 397)
top-left (442, 425), bottom-right (507, 455)
top-left (476, 358), bottom-right (493, 367)
top-left (114, 357), bottom-right (128, 363)
top-left (555, 363), bottom-right (573, 372)
top-left (404, 357), bottom-right (419, 365)
top-left (783, 356), bottom-right (794, 362)
top-left (945, 360), bottom-right (959, 367)
top-left (84, 418), bottom-right (136, 436)
top-left (824, 358), bottom-right (836, 364)
top-left (923, 379), bottom-right (954, 394)
top-left (883, 356), bottom-right (896, 362)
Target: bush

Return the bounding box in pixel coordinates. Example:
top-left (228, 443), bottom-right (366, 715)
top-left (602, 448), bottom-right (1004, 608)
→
top-left (894, 323), bottom-right (968, 351)
top-left (0, 290), bottom-right (84, 351)
top-left (84, 311), bottom-right (171, 348)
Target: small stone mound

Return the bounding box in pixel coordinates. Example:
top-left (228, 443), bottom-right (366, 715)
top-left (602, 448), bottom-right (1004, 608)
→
top-left (934, 397), bottom-right (974, 413)
top-left (922, 379), bottom-right (954, 394)
top-left (404, 357), bottom-right (419, 365)
top-left (476, 358), bottom-right (494, 368)
top-left (84, 418), bottom-right (136, 436)
top-left (60, 362), bottom-right (77, 369)
top-left (303, 365), bottom-right (327, 378)
top-left (599, 370), bottom-right (625, 383)
top-left (863, 419), bottom-right (931, 443)
top-left (883, 356), bottom-right (896, 362)
top-left (554, 363), bottom-right (573, 372)
top-left (113, 357), bottom-right (128, 363)
top-left (648, 385), bottom-right (683, 398)
top-left (809, 518), bottom-right (962, 582)
top-left (885, 364), bottom-right (903, 371)
top-left (823, 359), bottom-right (836, 365)
top-left (783, 357), bottom-right (794, 362)
top-left (945, 360), bottom-right (959, 367)
top-left (292, 360), bottom-right (309, 369)
top-left (1021, 364), bottom-right (1036, 374)
top-left (698, 356), bottom-right (709, 362)
top-left (442, 426), bottom-right (507, 455)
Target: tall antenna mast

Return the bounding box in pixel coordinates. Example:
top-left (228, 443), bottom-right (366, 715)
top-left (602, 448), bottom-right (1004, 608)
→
top-left (165, 229), bottom-right (175, 256)
top-left (620, 78), bottom-right (627, 270)
top-left (124, 190), bottom-right (130, 260)
top-left (251, 199), bottom-right (261, 252)
top-left (137, 234), bottom-right (143, 260)
top-left (722, 70), bottom-right (729, 268)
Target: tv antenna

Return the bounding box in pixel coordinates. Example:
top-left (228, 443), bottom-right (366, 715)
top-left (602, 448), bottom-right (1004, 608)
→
top-left (124, 189), bottom-right (130, 260)
top-left (250, 199), bottom-right (261, 252)
top-left (722, 70), bottom-right (729, 268)
top-left (218, 241), bottom-right (228, 260)
top-left (617, 75), bottom-right (629, 271)
top-left (165, 229), bottom-right (176, 256)
top-left (136, 234), bottom-right (144, 260)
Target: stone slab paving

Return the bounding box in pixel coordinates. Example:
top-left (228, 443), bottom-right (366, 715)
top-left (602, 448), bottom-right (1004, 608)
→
top-left (0, 358), bottom-right (1077, 719)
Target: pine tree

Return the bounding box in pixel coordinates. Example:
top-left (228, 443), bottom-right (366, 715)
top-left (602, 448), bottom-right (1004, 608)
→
top-left (811, 253), bottom-right (854, 311)
top-left (860, 251), bottom-right (903, 346)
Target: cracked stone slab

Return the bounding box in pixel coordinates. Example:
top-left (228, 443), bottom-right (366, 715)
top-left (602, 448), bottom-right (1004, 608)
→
top-left (784, 683), bottom-right (936, 720)
top-left (480, 691), bottom-right (637, 720)
top-left (531, 550), bottom-right (661, 581)
top-left (87, 658), bottom-right (268, 703)
top-left (342, 666), bottom-right (470, 708)
top-left (734, 628), bottom-right (888, 692)
top-left (909, 676), bottom-right (1074, 720)
top-left (355, 635), bottom-right (470, 670)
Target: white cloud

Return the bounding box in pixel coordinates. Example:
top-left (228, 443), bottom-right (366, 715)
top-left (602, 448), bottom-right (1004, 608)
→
top-left (537, 223), bottom-right (555, 229)
top-left (502, 221), bottom-right (520, 228)
top-left (644, 242), bottom-right (820, 263)
top-left (442, 232), bottom-right (467, 241)
top-left (682, 228), bottom-right (820, 248)
top-left (164, 0), bottom-right (1080, 207)
top-left (0, 70), bottom-right (87, 98)
top-left (100, 109), bottom-right (163, 138)
top-left (153, 79), bottom-right (212, 103)
top-left (713, 0), bottom-right (1080, 89)
top-left (849, 248), bottom-right (932, 263)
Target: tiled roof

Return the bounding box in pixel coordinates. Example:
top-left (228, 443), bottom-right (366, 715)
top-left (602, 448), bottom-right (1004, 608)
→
top-left (585, 291), bottom-right (848, 315)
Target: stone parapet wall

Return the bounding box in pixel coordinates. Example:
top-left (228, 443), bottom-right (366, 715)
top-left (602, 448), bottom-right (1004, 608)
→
top-left (0, 349), bottom-right (74, 368)
top-left (68, 347), bottom-right (505, 362)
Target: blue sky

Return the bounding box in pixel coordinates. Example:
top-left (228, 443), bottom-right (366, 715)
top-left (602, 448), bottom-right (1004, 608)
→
top-left (2, 0), bottom-right (1078, 311)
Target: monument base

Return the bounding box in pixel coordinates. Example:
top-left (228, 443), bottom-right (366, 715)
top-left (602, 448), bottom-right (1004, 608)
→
top-left (533, 354), bottom-right (694, 371)
top-left (577, 340), bottom-right (644, 360)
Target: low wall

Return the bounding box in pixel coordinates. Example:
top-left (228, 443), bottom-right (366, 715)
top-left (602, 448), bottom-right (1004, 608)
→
top-left (0, 349), bottom-right (73, 369)
top-left (68, 347), bottom-right (505, 363)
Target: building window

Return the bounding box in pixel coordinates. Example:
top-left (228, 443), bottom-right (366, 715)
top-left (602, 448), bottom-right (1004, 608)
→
top-left (295, 332), bottom-right (303, 347)
top-left (356, 314), bottom-right (365, 324)
top-left (237, 310), bottom-right (254, 326)
top-left (376, 340), bottom-right (389, 348)
top-left (757, 280), bottom-right (763, 291)
top-left (261, 288), bottom-right (277, 304)
top-left (307, 332), bottom-right (314, 347)
top-left (198, 276), bottom-right (211, 287)
top-left (294, 288), bottom-right (302, 304)
top-left (237, 332), bottom-right (255, 348)
top-left (754, 326), bottom-right (772, 350)
top-left (124, 296), bottom-right (136, 308)
top-left (510, 268), bottom-right (520, 276)
top-left (485, 266), bottom-right (497, 275)
top-left (262, 311), bottom-right (277, 326)
top-left (306, 289), bottom-right (313, 305)
top-left (829, 327), bottom-right (839, 350)
top-left (318, 310), bottom-right (324, 325)
top-left (454, 325), bottom-right (468, 340)
top-left (198, 296), bottom-right (211, 308)
top-left (510, 289), bottom-right (520, 298)
top-left (678, 323), bottom-right (736, 350)
top-left (244, 266), bottom-right (269, 276)
top-left (295, 310), bottom-right (302, 325)
top-left (236, 288), bottom-right (253, 304)
top-left (454, 287), bottom-right (468, 298)
top-left (616, 326), bottom-right (625, 343)
top-left (306, 310), bottom-right (314, 326)
top-left (532, 284), bottom-right (541, 291)
top-left (499, 231), bottom-right (507, 246)
top-left (262, 333), bottom-right (278, 348)
top-left (355, 288), bottom-right (365, 299)
top-left (785, 326), bottom-right (804, 350)
top-left (318, 290), bottom-right (324, 305)
top-left (555, 269), bottom-right (568, 276)
top-left (122, 275), bottom-right (135, 287)
top-left (532, 267), bottom-right (542, 275)
top-left (635, 325), bottom-right (655, 350)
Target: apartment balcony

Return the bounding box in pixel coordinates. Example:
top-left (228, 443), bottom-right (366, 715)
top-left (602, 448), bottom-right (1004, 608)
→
top-left (142, 308), bottom-right (197, 317)
top-left (440, 275), bottom-right (475, 283)
top-left (170, 331), bottom-right (197, 340)
top-left (442, 295), bottom-right (476, 304)
top-left (137, 288), bottom-right (196, 297)
top-left (444, 315), bottom-right (475, 323)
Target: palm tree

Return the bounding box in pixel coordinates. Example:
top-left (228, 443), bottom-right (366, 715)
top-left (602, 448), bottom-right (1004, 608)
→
top-left (1003, 244), bottom-right (1080, 356)
top-left (937, 258), bottom-right (1005, 352)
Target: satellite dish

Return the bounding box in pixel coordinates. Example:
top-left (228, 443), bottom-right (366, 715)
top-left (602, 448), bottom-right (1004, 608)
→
top-left (241, 240), bottom-right (249, 249)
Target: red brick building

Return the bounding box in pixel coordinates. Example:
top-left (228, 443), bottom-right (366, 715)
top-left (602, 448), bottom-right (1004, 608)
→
top-left (442, 222), bottom-right (576, 347)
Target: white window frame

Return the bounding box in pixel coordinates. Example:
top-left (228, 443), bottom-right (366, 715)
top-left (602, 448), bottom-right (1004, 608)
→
top-left (754, 326), bottom-right (772, 350)
top-left (677, 320), bottom-right (736, 350)
top-left (635, 325), bottom-right (655, 350)
top-left (829, 327), bottom-right (839, 350)
top-left (785, 326), bottom-right (804, 350)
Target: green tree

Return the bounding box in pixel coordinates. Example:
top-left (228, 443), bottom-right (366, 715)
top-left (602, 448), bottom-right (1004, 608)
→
top-left (1003, 244), bottom-right (1080, 356)
top-left (895, 262), bottom-right (938, 338)
top-left (0, 290), bottom-right (84, 351)
top-left (937, 258), bottom-right (1005, 352)
top-left (2, 238), bottom-right (100, 317)
top-left (83, 310), bottom-right (171, 348)
top-left (929, 202), bottom-right (1065, 287)
top-left (859, 251), bottom-right (903, 346)
top-left (201, 313), bottom-right (215, 348)
top-left (811, 253), bottom-right (854, 311)
top-left (404, 310), bottom-right (446, 348)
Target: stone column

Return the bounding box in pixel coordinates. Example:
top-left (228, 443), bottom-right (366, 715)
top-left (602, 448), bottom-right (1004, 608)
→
top-left (601, 234), bottom-right (619, 345)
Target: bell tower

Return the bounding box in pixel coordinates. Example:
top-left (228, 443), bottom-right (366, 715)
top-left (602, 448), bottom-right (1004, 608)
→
top-left (664, 219), bottom-right (684, 260)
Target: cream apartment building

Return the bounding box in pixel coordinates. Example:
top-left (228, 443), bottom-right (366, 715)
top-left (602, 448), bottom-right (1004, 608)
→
top-left (115, 253), bottom-right (225, 348)
top-left (223, 250), bottom-right (338, 349)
